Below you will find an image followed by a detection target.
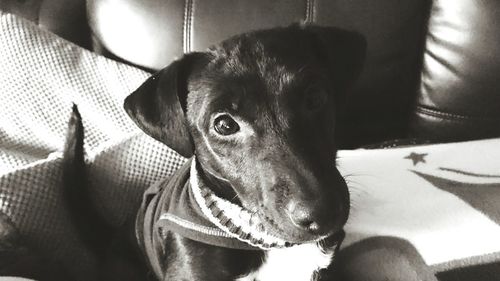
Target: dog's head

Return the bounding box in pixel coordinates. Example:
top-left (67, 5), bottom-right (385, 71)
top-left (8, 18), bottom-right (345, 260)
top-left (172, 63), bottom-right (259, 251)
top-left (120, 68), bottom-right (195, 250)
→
top-left (125, 25), bottom-right (366, 244)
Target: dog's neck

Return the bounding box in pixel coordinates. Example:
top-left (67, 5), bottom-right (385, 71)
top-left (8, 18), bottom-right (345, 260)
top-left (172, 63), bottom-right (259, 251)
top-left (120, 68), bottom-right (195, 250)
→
top-left (196, 163), bottom-right (241, 205)
top-left (191, 160), bottom-right (345, 281)
top-left (190, 158), bottom-right (293, 249)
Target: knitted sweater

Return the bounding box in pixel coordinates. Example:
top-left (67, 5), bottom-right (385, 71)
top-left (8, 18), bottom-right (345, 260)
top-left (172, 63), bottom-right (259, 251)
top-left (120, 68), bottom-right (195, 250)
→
top-left (135, 158), bottom-right (292, 279)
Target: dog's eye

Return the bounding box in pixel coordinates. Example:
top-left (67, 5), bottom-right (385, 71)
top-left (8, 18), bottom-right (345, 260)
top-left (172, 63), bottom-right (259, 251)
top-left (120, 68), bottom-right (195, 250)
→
top-left (214, 115), bottom-right (240, 135)
top-left (304, 89), bottom-right (327, 112)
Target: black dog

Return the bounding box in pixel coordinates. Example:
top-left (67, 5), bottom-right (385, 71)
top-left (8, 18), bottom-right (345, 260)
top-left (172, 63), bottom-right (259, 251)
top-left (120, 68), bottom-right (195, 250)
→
top-left (66, 24), bottom-right (366, 281)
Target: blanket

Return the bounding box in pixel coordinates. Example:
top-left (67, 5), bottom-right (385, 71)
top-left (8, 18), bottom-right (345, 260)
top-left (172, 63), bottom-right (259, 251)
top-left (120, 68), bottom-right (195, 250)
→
top-left (337, 139), bottom-right (500, 280)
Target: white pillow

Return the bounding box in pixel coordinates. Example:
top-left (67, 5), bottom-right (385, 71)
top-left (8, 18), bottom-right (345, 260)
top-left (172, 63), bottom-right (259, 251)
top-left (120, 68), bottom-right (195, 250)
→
top-left (0, 11), bottom-right (184, 279)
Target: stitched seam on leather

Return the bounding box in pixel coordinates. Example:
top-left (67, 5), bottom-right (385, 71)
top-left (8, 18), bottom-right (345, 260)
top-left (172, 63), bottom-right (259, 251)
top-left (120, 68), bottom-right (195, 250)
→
top-left (305, 0), bottom-right (315, 23)
top-left (304, 0), bottom-right (309, 23)
top-left (189, 0), bottom-right (194, 51)
top-left (416, 106), bottom-right (499, 121)
top-left (183, 0), bottom-right (188, 53)
top-left (310, 0), bottom-right (315, 23)
top-left (183, 0), bottom-right (194, 53)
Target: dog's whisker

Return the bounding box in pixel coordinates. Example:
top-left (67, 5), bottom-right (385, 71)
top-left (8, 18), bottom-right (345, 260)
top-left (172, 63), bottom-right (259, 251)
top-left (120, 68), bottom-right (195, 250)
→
top-left (346, 182), bottom-right (364, 190)
top-left (345, 181), bottom-right (366, 190)
top-left (348, 200), bottom-right (362, 215)
top-left (229, 194), bottom-right (240, 203)
top-left (347, 186), bottom-right (369, 200)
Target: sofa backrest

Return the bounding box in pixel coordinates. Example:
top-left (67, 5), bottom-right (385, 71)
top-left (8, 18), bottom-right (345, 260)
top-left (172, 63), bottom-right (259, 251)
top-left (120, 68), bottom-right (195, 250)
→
top-left (88, 0), bottom-right (432, 148)
top-left (17, 0), bottom-right (498, 147)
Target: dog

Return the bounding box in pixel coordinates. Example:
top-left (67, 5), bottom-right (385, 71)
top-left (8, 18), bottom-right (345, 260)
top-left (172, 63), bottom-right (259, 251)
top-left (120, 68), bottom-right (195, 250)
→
top-left (65, 24), bottom-right (366, 281)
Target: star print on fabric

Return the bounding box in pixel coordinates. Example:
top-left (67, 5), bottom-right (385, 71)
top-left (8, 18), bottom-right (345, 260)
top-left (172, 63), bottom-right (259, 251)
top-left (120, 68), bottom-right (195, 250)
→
top-left (404, 152), bottom-right (428, 166)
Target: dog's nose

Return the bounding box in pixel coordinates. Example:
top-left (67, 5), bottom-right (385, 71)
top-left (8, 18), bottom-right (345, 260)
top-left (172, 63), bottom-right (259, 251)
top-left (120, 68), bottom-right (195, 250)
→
top-left (286, 201), bottom-right (332, 234)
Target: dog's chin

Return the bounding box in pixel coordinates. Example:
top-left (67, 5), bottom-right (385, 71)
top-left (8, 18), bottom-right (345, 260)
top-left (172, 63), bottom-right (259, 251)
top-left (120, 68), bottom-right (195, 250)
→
top-left (271, 226), bottom-right (335, 244)
top-left (257, 214), bottom-right (340, 244)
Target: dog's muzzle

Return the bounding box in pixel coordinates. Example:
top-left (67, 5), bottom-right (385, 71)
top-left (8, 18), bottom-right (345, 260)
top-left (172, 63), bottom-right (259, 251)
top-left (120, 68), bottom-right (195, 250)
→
top-left (190, 158), bottom-right (345, 251)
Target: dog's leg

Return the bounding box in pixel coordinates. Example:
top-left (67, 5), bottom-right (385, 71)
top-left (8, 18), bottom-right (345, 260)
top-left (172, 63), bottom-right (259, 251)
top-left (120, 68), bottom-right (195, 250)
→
top-left (63, 105), bottom-right (148, 280)
top-left (160, 233), bottom-right (265, 281)
top-left (333, 237), bottom-right (438, 281)
top-left (63, 104), bottom-right (114, 253)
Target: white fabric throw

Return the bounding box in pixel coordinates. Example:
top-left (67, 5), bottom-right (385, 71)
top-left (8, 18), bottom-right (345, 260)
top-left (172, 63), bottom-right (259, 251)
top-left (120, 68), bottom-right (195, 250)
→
top-left (338, 138), bottom-right (500, 270)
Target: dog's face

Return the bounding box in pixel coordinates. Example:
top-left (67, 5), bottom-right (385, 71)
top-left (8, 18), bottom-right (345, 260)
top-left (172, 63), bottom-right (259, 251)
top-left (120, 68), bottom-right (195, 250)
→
top-left (125, 25), bottom-right (366, 243)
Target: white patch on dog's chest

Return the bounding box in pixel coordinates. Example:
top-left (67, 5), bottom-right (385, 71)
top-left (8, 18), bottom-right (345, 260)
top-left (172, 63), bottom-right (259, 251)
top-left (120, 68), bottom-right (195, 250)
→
top-left (237, 243), bottom-right (333, 281)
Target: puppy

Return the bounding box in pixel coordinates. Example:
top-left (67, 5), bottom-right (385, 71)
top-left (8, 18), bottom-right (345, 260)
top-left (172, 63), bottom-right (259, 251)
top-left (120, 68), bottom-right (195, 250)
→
top-left (124, 24), bottom-right (366, 281)
top-left (66, 24), bottom-right (366, 281)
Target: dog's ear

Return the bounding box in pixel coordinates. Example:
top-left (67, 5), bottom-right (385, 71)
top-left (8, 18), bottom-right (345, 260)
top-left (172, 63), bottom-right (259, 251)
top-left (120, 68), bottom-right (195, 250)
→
top-left (305, 25), bottom-right (367, 99)
top-left (124, 53), bottom-right (207, 158)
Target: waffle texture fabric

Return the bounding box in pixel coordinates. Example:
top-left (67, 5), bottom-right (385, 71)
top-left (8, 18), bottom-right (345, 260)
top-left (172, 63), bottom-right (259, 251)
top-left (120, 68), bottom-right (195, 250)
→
top-left (0, 11), bottom-right (186, 279)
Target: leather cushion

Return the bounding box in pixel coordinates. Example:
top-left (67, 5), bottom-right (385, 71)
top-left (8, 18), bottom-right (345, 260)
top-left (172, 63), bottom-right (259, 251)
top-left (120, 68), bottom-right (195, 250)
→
top-left (0, 0), bottom-right (90, 47)
top-left (410, 0), bottom-right (500, 142)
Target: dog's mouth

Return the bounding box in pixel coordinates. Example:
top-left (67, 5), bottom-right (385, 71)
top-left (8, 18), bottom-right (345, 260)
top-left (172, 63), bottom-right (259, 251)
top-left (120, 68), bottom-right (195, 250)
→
top-left (190, 159), bottom-right (344, 249)
top-left (254, 209), bottom-right (338, 244)
top-left (191, 160), bottom-right (292, 249)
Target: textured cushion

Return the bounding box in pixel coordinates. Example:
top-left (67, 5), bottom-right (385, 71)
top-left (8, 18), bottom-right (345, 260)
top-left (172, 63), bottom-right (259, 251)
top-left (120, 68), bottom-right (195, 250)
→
top-left (411, 0), bottom-right (500, 142)
top-left (0, 12), bottom-right (184, 279)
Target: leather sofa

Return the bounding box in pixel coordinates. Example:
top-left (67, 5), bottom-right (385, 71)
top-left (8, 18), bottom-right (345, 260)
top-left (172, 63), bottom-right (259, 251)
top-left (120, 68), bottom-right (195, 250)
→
top-left (3, 0), bottom-right (499, 148)
top-left (0, 0), bottom-right (90, 48)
